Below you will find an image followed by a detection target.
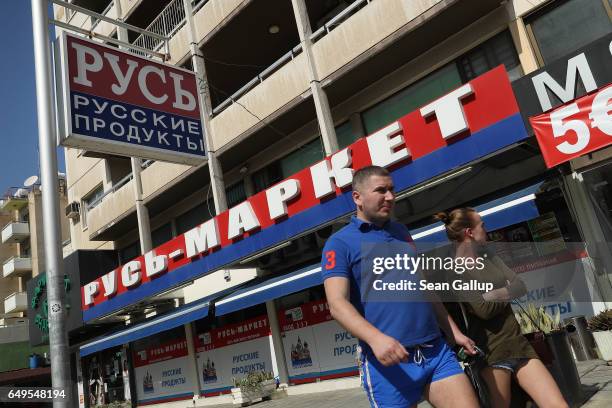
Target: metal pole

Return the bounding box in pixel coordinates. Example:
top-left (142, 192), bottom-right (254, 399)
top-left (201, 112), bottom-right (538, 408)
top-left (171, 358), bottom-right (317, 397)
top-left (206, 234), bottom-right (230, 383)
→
top-left (182, 0), bottom-right (228, 214)
top-left (31, 1), bottom-right (71, 406)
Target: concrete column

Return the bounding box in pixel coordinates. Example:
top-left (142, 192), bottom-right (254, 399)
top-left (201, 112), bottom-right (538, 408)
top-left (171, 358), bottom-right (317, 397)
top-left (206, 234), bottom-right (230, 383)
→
top-left (182, 0), bottom-right (228, 214)
top-left (115, 0), bottom-right (152, 254)
top-left (349, 112), bottom-right (365, 139)
top-left (290, 0), bottom-right (339, 156)
top-left (131, 159), bottom-right (153, 253)
top-left (507, 16), bottom-right (539, 74)
top-left (266, 300), bottom-right (289, 385)
top-left (243, 171), bottom-right (255, 198)
top-left (184, 323), bottom-right (202, 400)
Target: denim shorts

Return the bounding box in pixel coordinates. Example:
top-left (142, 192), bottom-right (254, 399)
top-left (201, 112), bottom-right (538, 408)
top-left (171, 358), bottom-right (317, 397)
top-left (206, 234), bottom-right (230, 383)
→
top-left (490, 358), bottom-right (530, 373)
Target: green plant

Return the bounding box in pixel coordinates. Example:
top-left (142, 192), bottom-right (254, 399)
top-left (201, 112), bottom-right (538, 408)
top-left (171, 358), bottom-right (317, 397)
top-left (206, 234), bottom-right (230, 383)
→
top-left (587, 310), bottom-right (612, 332)
top-left (514, 304), bottom-right (561, 334)
top-left (233, 371), bottom-right (275, 393)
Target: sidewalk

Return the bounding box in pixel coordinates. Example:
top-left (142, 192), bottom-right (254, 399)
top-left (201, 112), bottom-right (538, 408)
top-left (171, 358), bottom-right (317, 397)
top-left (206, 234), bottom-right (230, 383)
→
top-left (577, 359), bottom-right (612, 408)
top-left (194, 360), bottom-right (612, 408)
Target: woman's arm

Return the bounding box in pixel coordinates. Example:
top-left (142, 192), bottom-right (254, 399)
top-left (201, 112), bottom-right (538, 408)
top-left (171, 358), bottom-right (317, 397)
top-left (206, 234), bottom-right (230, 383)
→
top-left (482, 256), bottom-right (527, 301)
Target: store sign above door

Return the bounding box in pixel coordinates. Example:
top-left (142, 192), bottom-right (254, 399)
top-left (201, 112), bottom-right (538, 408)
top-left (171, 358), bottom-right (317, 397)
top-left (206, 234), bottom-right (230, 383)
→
top-left (81, 66), bottom-right (528, 321)
top-left (513, 32), bottom-right (612, 123)
top-left (56, 33), bottom-right (205, 166)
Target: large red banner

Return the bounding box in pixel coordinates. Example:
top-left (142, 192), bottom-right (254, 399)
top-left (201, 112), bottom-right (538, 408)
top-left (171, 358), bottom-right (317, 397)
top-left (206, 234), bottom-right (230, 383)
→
top-left (530, 85), bottom-right (612, 168)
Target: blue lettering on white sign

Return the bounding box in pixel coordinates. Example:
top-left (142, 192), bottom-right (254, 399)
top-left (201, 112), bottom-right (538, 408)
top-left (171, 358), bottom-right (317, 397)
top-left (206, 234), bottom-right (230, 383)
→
top-left (71, 91), bottom-right (205, 156)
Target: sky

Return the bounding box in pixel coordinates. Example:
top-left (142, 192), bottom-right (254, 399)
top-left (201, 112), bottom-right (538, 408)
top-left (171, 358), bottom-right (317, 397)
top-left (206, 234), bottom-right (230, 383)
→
top-left (0, 0), bottom-right (65, 193)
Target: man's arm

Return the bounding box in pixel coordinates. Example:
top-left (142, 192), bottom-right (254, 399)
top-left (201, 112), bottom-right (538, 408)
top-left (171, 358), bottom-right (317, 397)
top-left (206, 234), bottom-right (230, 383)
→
top-left (324, 276), bottom-right (409, 366)
top-left (431, 301), bottom-right (476, 355)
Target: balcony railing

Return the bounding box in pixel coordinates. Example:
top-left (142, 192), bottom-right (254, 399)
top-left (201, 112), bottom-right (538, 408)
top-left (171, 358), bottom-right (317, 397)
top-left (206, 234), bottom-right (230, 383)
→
top-left (2, 257), bottom-right (32, 278)
top-left (132, 0), bottom-right (209, 56)
top-left (90, 0), bottom-right (114, 31)
top-left (310, 0), bottom-right (373, 43)
top-left (212, 44), bottom-right (304, 115)
top-left (211, 0), bottom-right (373, 116)
top-left (86, 159), bottom-right (155, 212)
top-left (0, 187), bottom-right (29, 212)
top-left (1, 222), bottom-right (30, 244)
top-left (4, 292), bottom-right (27, 314)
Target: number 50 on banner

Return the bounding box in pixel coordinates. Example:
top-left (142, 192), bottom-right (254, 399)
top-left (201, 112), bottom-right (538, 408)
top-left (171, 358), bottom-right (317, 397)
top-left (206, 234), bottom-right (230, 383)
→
top-left (530, 85), bottom-right (612, 168)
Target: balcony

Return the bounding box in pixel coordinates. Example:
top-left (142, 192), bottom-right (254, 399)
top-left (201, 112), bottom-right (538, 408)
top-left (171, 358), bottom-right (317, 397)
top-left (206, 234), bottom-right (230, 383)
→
top-left (4, 292), bottom-right (27, 314)
top-left (86, 160), bottom-right (207, 241)
top-left (1, 222), bottom-right (30, 244)
top-left (0, 196), bottom-right (28, 212)
top-left (2, 257), bottom-right (32, 279)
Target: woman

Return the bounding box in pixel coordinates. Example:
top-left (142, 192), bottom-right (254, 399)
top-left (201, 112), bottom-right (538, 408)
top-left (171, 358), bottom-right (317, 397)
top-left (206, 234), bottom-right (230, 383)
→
top-left (434, 208), bottom-right (568, 408)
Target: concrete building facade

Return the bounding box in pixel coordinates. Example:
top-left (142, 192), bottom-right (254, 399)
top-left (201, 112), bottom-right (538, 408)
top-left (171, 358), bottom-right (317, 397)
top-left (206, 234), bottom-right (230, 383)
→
top-left (0, 178), bottom-right (70, 373)
top-left (52, 0), bottom-right (611, 407)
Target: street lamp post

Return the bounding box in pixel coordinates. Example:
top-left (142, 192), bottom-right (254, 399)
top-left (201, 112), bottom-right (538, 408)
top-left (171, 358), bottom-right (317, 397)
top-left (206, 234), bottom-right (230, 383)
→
top-left (30, 1), bottom-right (71, 406)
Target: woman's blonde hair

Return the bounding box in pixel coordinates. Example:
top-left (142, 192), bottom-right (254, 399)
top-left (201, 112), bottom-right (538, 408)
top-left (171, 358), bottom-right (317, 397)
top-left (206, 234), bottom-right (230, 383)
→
top-left (433, 208), bottom-right (477, 242)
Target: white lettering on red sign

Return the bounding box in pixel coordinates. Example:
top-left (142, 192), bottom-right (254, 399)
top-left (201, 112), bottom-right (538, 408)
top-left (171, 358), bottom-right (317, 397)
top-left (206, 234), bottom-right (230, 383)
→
top-left (70, 41), bottom-right (195, 111)
top-left (101, 270), bottom-right (117, 297)
top-left (83, 281), bottom-right (99, 306)
top-left (530, 84), bottom-right (612, 168)
top-left (145, 250), bottom-right (168, 278)
top-left (228, 202), bottom-right (260, 240)
top-left (420, 84), bottom-right (473, 139)
top-left (185, 218), bottom-right (221, 258)
top-left (266, 179), bottom-right (301, 219)
top-left (81, 67), bottom-right (520, 312)
top-left (310, 148), bottom-right (353, 199)
top-left (121, 260), bottom-right (142, 288)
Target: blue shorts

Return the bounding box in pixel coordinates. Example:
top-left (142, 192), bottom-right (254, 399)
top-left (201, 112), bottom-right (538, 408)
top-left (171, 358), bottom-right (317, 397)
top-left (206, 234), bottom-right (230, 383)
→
top-left (359, 337), bottom-right (463, 407)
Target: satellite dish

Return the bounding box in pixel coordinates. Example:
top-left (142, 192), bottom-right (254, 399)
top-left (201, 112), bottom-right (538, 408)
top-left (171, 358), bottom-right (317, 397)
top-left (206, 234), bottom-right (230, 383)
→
top-left (14, 188), bottom-right (28, 198)
top-left (24, 175), bottom-right (39, 187)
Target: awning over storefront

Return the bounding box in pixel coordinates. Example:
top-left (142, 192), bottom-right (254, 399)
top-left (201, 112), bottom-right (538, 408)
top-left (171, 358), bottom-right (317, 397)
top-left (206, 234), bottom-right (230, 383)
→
top-left (214, 264), bottom-right (322, 317)
top-left (80, 295), bottom-right (214, 357)
top-left (410, 181), bottom-right (544, 242)
top-left (79, 264), bottom-right (323, 357)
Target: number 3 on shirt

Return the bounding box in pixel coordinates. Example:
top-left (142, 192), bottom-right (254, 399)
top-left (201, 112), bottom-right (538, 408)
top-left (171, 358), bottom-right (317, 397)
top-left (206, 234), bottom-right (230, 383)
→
top-left (324, 250), bottom-right (336, 269)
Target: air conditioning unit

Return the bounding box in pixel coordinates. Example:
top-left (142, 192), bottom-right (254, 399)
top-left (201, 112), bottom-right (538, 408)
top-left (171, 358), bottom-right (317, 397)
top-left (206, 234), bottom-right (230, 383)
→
top-left (65, 202), bottom-right (80, 219)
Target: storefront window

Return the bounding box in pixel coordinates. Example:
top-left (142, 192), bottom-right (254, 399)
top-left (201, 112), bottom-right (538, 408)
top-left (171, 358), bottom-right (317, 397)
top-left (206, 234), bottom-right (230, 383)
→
top-left (226, 181), bottom-right (247, 208)
top-left (252, 162), bottom-right (283, 194)
top-left (362, 64), bottom-right (462, 134)
top-left (527, 0), bottom-right (611, 64)
top-left (131, 327), bottom-right (194, 405)
top-left (336, 121), bottom-right (358, 149)
top-left (193, 306), bottom-right (273, 397)
top-left (119, 241), bottom-right (140, 263)
top-left (176, 200), bottom-right (214, 235)
top-left (280, 139), bottom-right (325, 178)
top-left (580, 162), bottom-right (612, 293)
top-left (457, 30), bottom-right (522, 82)
top-left (152, 223), bottom-right (173, 248)
top-left (276, 288), bottom-right (358, 385)
top-left (82, 347), bottom-right (129, 407)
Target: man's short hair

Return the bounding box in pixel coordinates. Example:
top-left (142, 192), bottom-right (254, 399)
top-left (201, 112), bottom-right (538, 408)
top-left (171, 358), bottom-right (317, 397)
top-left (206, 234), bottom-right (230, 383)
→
top-left (352, 166), bottom-right (390, 192)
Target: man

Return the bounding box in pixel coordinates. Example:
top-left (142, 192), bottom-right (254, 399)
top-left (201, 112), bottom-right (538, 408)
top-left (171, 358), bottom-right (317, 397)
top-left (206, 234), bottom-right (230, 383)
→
top-left (322, 166), bottom-right (479, 408)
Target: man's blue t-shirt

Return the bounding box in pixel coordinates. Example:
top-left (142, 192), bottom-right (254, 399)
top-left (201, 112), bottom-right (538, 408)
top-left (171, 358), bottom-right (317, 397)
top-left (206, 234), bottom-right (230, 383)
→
top-left (321, 216), bottom-right (440, 350)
